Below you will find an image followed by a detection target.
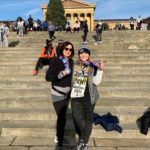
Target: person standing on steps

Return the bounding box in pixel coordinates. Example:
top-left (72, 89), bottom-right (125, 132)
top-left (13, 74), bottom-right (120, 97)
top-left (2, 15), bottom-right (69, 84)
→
top-left (95, 21), bottom-right (103, 45)
top-left (70, 48), bottom-right (104, 150)
top-left (0, 22), bottom-right (9, 48)
top-left (45, 41), bottom-right (74, 150)
top-left (48, 22), bottom-right (55, 40)
top-left (33, 39), bottom-right (55, 75)
top-left (17, 17), bottom-right (24, 37)
top-left (82, 20), bottom-right (88, 43)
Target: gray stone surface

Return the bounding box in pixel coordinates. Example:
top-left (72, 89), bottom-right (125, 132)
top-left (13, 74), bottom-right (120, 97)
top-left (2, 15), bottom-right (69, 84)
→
top-left (118, 148), bottom-right (150, 150)
top-left (0, 146), bottom-right (28, 150)
top-left (29, 147), bottom-right (52, 150)
top-left (0, 31), bottom-right (150, 149)
top-left (12, 137), bottom-right (54, 146)
top-left (0, 136), bottom-right (14, 146)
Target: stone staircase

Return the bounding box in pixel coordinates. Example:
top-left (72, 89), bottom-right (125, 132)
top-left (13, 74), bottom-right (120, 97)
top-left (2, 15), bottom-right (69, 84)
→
top-left (0, 30), bottom-right (150, 150)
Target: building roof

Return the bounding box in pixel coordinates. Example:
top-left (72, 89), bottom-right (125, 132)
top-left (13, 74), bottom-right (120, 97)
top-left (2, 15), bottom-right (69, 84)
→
top-left (41, 0), bottom-right (96, 9)
top-left (143, 17), bottom-right (150, 23)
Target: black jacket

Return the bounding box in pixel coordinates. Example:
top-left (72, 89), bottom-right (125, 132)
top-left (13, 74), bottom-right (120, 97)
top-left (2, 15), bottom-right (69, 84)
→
top-left (45, 57), bottom-right (73, 87)
top-left (137, 111), bottom-right (150, 135)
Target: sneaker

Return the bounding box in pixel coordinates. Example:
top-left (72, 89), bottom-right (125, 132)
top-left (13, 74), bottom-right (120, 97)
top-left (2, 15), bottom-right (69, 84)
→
top-left (82, 144), bottom-right (89, 150)
top-left (33, 70), bottom-right (38, 75)
top-left (54, 136), bottom-right (58, 143)
top-left (76, 140), bottom-right (84, 150)
top-left (98, 41), bottom-right (102, 44)
top-left (54, 136), bottom-right (69, 145)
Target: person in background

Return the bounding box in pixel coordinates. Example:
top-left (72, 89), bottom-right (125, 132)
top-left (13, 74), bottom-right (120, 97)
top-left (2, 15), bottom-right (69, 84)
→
top-left (56, 39), bottom-right (64, 57)
top-left (95, 21), bottom-right (103, 45)
top-left (136, 15), bottom-right (143, 30)
top-left (82, 20), bottom-right (88, 43)
top-left (0, 22), bottom-right (9, 47)
top-left (48, 22), bottom-right (55, 40)
top-left (73, 21), bottom-right (80, 33)
top-left (70, 48), bottom-right (104, 150)
top-left (45, 41), bottom-right (74, 150)
top-left (65, 22), bottom-right (71, 33)
top-left (129, 17), bottom-right (134, 30)
top-left (17, 17), bottom-right (24, 37)
top-left (28, 15), bottom-right (34, 31)
top-left (33, 39), bottom-right (55, 75)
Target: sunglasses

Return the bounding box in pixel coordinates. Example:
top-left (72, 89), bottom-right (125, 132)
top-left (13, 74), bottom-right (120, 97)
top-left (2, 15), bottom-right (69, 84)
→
top-left (64, 47), bottom-right (73, 51)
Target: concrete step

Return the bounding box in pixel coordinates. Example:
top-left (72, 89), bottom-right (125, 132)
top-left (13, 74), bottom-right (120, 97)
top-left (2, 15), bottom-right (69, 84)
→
top-left (1, 53), bottom-right (150, 58)
top-left (0, 80), bottom-right (149, 89)
top-left (0, 86), bottom-right (150, 98)
top-left (0, 67), bottom-right (150, 75)
top-left (1, 136), bottom-right (150, 148)
top-left (1, 58), bottom-right (150, 64)
top-left (0, 105), bottom-right (147, 123)
top-left (2, 30), bottom-right (150, 147)
top-left (0, 81), bottom-right (49, 89)
top-left (97, 97), bottom-right (150, 107)
top-left (0, 96), bottom-right (149, 109)
top-left (1, 63), bottom-right (150, 70)
top-left (0, 74), bottom-right (150, 82)
top-left (0, 119), bottom-right (147, 139)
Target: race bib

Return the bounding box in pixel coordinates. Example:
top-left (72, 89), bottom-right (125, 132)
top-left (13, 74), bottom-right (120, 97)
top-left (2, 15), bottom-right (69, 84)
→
top-left (71, 71), bottom-right (88, 98)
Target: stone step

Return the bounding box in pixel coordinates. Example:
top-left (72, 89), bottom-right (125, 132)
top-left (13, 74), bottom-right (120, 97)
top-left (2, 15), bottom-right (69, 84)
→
top-left (0, 98), bottom-right (51, 109)
top-left (0, 74), bottom-right (147, 82)
top-left (94, 138), bottom-right (150, 147)
top-left (1, 52), bottom-right (150, 58)
top-left (1, 63), bottom-right (150, 70)
top-left (97, 97), bottom-right (150, 107)
top-left (1, 55), bottom-right (150, 61)
top-left (103, 74), bottom-right (150, 82)
top-left (1, 58), bottom-right (150, 64)
top-left (0, 106), bottom-right (147, 123)
top-left (0, 119), bottom-right (147, 139)
top-left (0, 96), bottom-right (149, 109)
top-left (0, 80), bottom-right (149, 89)
top-left (1, 136), bottom-right (150, 148)
top-left (0, 81), bottom-right (49, 89)
top-left (0, 68), bottom-right (150, 75)
top-left (0, 86), bottom-right (150, 98)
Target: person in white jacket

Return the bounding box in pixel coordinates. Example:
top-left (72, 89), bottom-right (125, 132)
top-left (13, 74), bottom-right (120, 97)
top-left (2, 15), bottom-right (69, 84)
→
top-left (0, 22), bottom-right (9, 47)
top-left (70, 48), bottom-right (104, 150)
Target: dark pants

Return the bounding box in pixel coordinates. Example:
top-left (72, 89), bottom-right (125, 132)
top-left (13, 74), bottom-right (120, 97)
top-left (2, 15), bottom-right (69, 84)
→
top-left (96, 32), bottom-right (102, 42)
top-left (53, 98), bottom-right (69, 146)
top-left (74, 27), bottom-right (80, 33)
top-left (71, 96), bottom-right (94, 144)
top-left (49, 31), bottom-right (54, 39)
top-left (83, 31), bottom-right (88, 42)
top-left (130, 24), bottom-right (134, 30)
top-left (35, 57), bottom-right (51, 71)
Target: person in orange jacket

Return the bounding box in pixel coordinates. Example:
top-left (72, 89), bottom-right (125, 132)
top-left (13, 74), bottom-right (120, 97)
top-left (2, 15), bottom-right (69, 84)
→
top-left (33, 39), bottom-right (55, 75)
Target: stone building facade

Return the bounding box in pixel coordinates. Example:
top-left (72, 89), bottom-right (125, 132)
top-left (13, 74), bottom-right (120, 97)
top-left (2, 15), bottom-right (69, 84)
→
top-left (41, 0), bottom-right (96, 31)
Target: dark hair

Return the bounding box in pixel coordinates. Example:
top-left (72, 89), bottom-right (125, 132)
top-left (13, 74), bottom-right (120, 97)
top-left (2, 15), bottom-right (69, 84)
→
top-left (60, 41), bottom-right (74, 58)
top-left (46, 39), bottom-right (52, 44)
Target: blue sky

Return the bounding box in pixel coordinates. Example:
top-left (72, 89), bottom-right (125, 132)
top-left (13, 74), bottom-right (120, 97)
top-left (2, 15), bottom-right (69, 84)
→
top-left (0, 0), bottom-right (150, 21)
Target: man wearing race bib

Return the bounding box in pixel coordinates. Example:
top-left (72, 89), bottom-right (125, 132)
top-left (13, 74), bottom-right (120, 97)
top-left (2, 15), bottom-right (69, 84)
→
top-left (71, 48), bottom-right (104, 150)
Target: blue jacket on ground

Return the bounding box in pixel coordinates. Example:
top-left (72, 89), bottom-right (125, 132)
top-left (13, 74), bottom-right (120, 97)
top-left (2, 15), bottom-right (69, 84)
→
top-left (92, 112), bottom-right (122, 133)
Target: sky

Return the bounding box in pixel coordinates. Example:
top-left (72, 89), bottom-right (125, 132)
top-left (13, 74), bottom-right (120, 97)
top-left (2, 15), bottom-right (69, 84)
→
top-left (0, 0), bottom-right (150, 21)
